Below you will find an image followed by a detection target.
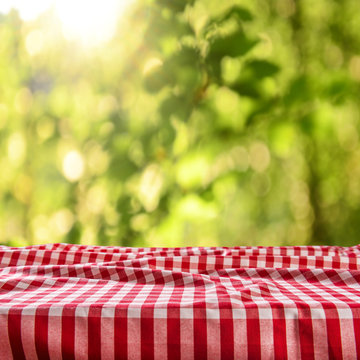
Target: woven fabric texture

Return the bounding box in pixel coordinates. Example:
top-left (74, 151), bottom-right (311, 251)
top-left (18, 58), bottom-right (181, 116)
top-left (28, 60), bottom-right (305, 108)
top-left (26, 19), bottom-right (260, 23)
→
top-left (0, 243), bottom-right (360, 359)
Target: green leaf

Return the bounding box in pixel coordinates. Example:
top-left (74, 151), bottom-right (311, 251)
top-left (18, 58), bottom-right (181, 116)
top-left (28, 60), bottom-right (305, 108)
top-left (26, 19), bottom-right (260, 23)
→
top-left (284, 75), bottom-right (313, 105)
top-left (208, 29), bottom-right (258, 59)
top-left (144, 13), bottom-right (194, 50)
top-left (243, 60), bottom-right (280, 78)
top-left (321, 75), bottom-right (354, 105)
top-left (144, 46), bottom-right (200, 93)
top-left (144, 66), bottom-right (176, 93)
top-left (156, 0), bottom-right (194, 12)
top-left (229, 81), bottom-right (261, 98)
top-left (227, 60), bottom-right (279, 97)
top-left (214, 5), bottom-right (253, 23)
top-left (66, 223), bottom-right (81, 244)
top-left (160, 94), bottom-right (192, 121)
top-left (203, 5), bottom-right (253, 36)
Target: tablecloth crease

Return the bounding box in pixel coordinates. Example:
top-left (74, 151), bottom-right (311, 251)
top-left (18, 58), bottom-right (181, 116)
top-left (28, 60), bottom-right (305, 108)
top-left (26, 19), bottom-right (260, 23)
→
top-left (0, 243), bottom-right (360, 359)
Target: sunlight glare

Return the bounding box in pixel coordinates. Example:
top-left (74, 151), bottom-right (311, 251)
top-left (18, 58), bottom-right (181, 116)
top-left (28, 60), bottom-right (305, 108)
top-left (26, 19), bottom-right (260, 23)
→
top-left (55, 0), bottom-right (130, 46)
top-left (0, 0), bottom-right (51, 21)
top-left (0, 0), bottom-right (133, 46)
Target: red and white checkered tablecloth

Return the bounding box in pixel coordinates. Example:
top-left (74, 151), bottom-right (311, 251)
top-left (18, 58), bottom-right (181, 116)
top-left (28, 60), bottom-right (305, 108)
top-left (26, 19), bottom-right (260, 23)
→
top-left (1, 243), bottom-right (360, 359)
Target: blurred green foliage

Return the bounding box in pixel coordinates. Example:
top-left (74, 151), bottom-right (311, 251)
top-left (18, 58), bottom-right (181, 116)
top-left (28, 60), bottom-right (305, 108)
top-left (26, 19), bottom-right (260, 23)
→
top-left (1, 0), bottom-right (360, 247)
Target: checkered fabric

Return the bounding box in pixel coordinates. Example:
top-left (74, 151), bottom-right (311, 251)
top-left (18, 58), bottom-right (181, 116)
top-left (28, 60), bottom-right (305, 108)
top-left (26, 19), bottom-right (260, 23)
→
top-left (1, 243), bottom-right (360, 359)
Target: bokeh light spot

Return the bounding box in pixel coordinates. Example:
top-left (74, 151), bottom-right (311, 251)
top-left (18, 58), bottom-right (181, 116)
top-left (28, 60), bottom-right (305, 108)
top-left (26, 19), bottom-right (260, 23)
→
top-left (139, 164), bottom-right (164, 212)
top-left (249, 142), bottom-right (271, 173)
top-left (51, 209), bottom-right (74, 236)
top-left (25, 30), bottom-right (44, 56)
top-left (7, 133), bottom-right (26, 165)
top-left (143, 58), bottom-right (163, 75)
top-left (62, 150), bottom-right (85, 182)
top-left (14, 88), bottom-right (33, 114)
top-left (349, 56), bottom-right (360, 81)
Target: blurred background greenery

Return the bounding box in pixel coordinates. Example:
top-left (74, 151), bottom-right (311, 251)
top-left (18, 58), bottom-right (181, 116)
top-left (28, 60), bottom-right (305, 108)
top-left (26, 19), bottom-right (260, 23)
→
top-left (0, 0), bottom-right (360, 247)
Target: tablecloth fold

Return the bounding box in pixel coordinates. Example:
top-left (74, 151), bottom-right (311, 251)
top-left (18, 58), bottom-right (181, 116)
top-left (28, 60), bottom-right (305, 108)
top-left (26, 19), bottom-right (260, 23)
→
top-left (0, 243), bottom-right (360, 359)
